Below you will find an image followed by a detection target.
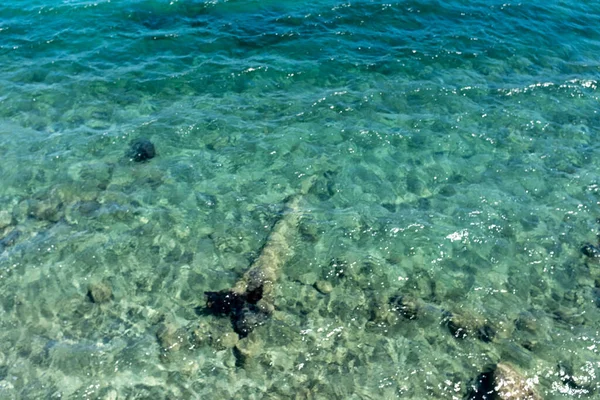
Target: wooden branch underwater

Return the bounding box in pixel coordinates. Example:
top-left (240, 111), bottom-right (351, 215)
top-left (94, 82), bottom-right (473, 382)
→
top-left (204, 176), bottom-right (317, 338)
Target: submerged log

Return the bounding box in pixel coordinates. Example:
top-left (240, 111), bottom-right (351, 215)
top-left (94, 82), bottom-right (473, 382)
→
top-left (204, 178), bottom-right (315, 337)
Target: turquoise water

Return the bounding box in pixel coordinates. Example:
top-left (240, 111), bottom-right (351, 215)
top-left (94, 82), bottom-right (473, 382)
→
top-left (1, 0), bottom-right (600, 398)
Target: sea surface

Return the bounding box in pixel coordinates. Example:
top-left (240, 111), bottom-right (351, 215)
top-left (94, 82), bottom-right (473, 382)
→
top-left (1, 0), bottom-right (600, 398)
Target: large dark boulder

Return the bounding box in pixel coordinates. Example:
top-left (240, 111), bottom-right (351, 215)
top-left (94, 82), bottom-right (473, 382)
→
top-left (127, 138), bottom-right (156, 162)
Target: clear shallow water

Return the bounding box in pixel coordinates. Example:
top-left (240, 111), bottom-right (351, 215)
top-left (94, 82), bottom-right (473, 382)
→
top-left (1, 0), bottom-right (600, 398)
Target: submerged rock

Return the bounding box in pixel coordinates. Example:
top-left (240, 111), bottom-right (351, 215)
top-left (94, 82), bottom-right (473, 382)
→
top-left (514, 311), bottom-right (538, 334)
top-left (314, 280), bottom-right (333, 294)
top-left (494, 363), bottom-right (540, 399)
top-left (216, 332), bottom-right (239, 350)
top-left (28, 198), bottom-right (63, 222)
top-left (67, 160), bottom-right (114, 190)
top-left (235, 332), bottom-right (263, 359)
top-left (443, 310), bottom-right (495, 342)
top-left (582, 243), bottom-right (600, 258)
top-left (87, 281), bottom-right (112, 304)
top-left (233, 332), bottom-right (263, 367)
top-left (127, 138), bottom-right (156, 162)
top-left (190, 322), bottom-right (213, 347)
top-left (65, 200), bottom-right (101, 225)
top-left (389, 294), bottom-right (420, 320)
top-left (467, 363), bottom-right (540, 400)
top-left (0, 210), bottom-right (12, 230)
top-left (557, 362), bottom-right (592, 394)
top-left (445, 312), bottom-right (469, 339)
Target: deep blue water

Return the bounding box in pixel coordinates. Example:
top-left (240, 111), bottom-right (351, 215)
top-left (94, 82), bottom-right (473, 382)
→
top-left (1, 0), bottom-right (600, 398)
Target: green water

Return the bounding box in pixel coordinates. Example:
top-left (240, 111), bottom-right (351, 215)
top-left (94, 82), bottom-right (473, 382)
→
top-left (1, 0), bottom-right (600, 398)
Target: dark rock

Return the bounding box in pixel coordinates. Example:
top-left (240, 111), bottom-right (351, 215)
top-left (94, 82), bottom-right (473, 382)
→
top-left (466, 365), bottom-right (496, 400)
top-left (127, 138), bottom-right (156, 162)
top-left (232, 345), bottom-right (247, 368)
top-left (389, 295), bottom-right (419, 320)
top-left (581, 243), bottom-right (600, 258)
top-left (445, 312), bottom-right (469, 339)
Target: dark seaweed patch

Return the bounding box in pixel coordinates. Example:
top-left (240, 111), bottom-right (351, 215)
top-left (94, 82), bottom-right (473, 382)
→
top-left (203, 285), bottom-right (268, 338)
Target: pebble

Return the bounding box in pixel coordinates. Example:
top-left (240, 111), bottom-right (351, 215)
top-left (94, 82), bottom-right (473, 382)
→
top-left (314, 280), bottom-right (333, 294)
